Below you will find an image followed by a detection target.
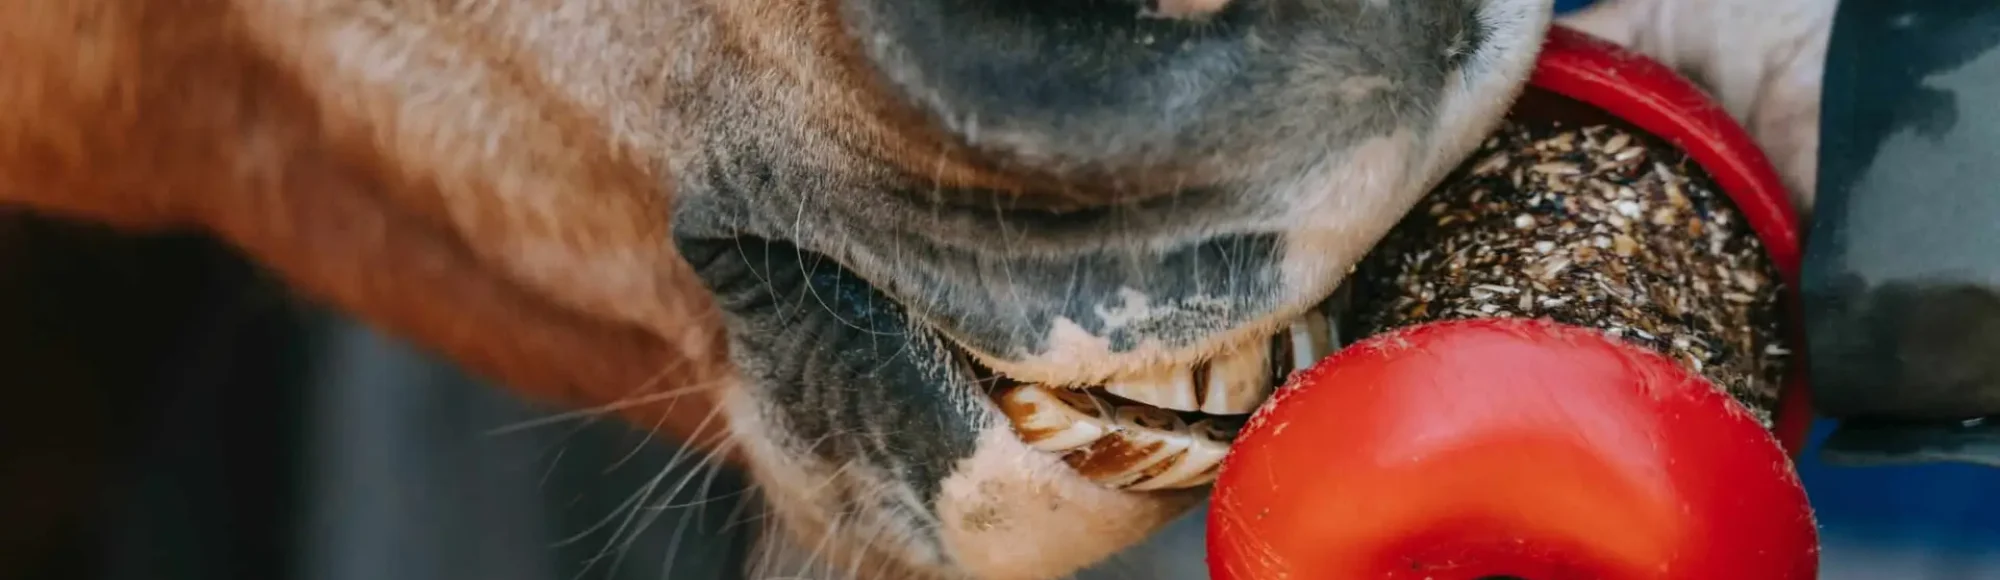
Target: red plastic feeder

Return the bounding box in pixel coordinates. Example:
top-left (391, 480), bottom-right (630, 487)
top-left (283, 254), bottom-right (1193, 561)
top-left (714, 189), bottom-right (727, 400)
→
top-left (1206, 26), bottom-right (1818, 580)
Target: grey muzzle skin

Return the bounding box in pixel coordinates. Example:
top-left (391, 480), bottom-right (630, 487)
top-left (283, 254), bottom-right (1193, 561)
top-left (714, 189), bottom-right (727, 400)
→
top-left (1803, 0), bottom-right (2000, 468)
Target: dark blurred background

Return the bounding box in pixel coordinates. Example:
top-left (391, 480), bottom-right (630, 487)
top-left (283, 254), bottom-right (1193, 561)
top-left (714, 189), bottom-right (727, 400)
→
top-left (0, 211), bottom-right (755, 580)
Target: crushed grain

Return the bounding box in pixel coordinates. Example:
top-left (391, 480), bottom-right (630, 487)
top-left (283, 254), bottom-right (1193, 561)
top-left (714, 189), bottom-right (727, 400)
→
top-left (1344, 120), bottom-right (1790, 424)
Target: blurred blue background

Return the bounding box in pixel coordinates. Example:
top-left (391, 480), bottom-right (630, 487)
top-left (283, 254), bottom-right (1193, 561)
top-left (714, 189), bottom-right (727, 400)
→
top-left (1798, 420), bottom-right (2000, 579)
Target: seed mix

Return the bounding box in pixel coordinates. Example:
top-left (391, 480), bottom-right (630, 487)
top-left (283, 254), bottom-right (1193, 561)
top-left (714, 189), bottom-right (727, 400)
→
top-left (1345, 120), bottom-right (1790, 424)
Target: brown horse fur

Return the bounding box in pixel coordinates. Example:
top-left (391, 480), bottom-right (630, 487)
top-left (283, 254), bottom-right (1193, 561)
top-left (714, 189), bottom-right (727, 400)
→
top-left (3, 0), bottom-right (734, 450)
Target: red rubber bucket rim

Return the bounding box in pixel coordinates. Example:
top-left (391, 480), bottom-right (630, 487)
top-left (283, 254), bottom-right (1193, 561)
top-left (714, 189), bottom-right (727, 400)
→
top-left (1526, 25), bottom-right (1814, 457)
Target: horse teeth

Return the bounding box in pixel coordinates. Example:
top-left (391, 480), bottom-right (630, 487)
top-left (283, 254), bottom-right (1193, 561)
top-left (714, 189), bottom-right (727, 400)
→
top-left (995, 383), bottom-right (1115, 452)
top-left (1192, 416), bottom-right (1245, 442)
top-left (1197, 341), bottom-right (1272, 415)
top-left (992, 302), bottom-right (1350, 493)
top-left (1116, 404), bottom-right (1186, 432)
top-left (1102, 365), bottom-right (1201, 412)
top-left (1079, 406), bottom-right (1194, 488)
top-left (1125, 417), bottom-right (1240, 491)
top-left (1286, 307), bottom-right (1338, 371)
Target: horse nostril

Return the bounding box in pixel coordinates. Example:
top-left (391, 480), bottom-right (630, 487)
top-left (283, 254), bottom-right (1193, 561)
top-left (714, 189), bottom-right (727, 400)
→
top-left (839, 0), bottom-right (1256, 191)
top-left (840, 0), bottom-right (1496, 196)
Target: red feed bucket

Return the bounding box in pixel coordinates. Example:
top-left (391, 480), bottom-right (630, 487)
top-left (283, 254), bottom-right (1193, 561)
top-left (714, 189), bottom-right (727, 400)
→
top-left (1205, 26), bottom-right (1818, 580)
top-left (1525, 27), bottom-right (1813, 453)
